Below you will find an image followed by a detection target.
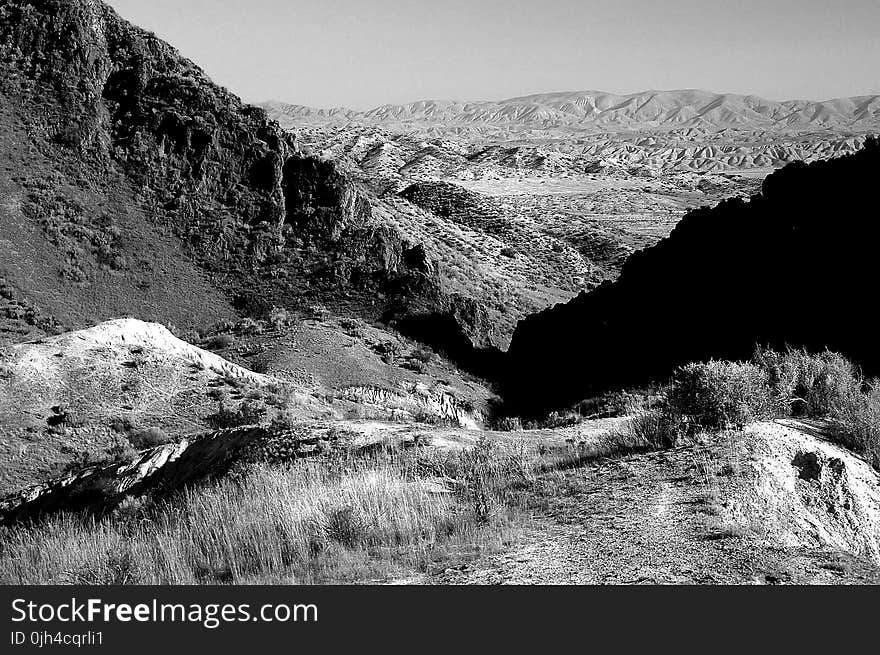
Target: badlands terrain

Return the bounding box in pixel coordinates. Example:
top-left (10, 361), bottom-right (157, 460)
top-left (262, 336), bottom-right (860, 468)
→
top-left (261, 90), bottom-right (879, 339)
top-left (1, 0), bottom-right (880, 586)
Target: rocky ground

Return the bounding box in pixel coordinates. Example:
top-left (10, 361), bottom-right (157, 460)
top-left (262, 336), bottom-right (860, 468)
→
top-left (3, 319), bottom-right (879, 585)
top-left (428, 420), bottom-right (880, 585)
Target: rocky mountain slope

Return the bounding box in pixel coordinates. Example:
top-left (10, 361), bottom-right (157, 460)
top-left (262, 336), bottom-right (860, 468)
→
top-left (0, 0), bottom-right (505, 353)
top-left (504, 138), bottom-right (880, 414)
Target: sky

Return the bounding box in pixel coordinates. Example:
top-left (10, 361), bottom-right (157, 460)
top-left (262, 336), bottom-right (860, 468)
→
top-left (105, 0), bottom-right (880, 109)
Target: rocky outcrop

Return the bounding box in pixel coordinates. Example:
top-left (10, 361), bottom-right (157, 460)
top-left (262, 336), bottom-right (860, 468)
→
top-left (1, 0), bottom-right (294, 226)
top-left (505, 138), bottom-right (880, 415)
top-left (0, 424), bottom-right (340, 524)
top-left (337, 383), bottom-right (482, 429)
top-left (733, 422), bottom-right (880, 563)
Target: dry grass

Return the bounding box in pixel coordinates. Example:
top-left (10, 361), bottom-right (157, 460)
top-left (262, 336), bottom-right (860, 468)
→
top-left (0, 444), bottom-right (527, 584)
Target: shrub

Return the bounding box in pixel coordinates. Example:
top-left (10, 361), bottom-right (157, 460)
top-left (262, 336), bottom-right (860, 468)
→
top-left (104, 441), bottom-right (139, 463)
top-left (206, 401), bottom-right (266, 429)
top-left (130, 428), bottom-right (171, 449)
top-left (268, 306), bottom-right (294, 331)
top-left (573, 391), bottom-right (638, 418)
top-left (626, 408), bottom-right (678, 449)
top-left (108, 416), bottom-right (133, 433)
top-left (235, 317), bottom-right (263, 335)
top-left (402, 359), bottom-right (428, 374)
top-left (264, 383), bottom-right (297, 408)
top-left (411, 347), bottom-right (435, 365)
top-left (306, 304), bottom-right (329, 320)
top-left (204, 333), bottom-right (234, 350)
top-left (457, 439), bottom-right (506, 524)
top-left (524, 410), bottom-right (581, 430)
top-left (828, 380), bottom-right (880, 470)
top-left (269, 409), bottom-right (300, 432)
top-left (324, 506), bottom-right (368, 548)
top-left (374, 341), bottom-right (402, 364)
top-left (666, 360), bottom-right (773, 434)
top-left (801, 352), bottom-right (860, 416)
top-left (754, 347), bottom-right (861, 416)
top-left (493, 416), bottom-right (522, 432)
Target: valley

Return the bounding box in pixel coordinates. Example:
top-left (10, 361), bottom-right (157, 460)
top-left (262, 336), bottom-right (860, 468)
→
top-left (1, 0), bottom-right (880, 588)
top-left (262, 89), bottom-right (877, 340)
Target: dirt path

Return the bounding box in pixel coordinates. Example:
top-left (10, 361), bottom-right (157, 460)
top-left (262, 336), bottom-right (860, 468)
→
top-left (432, 440), bottom-right (880, 585)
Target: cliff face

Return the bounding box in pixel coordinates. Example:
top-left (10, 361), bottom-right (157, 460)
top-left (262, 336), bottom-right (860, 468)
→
top-left (0, 0), bottom-right (436, 340)
top-left (2, 0), bottom-right (293, 225)
top-left (505, 138), bottom-right (880, 415)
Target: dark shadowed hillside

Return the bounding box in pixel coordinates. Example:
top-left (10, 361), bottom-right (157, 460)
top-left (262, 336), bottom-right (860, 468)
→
top-left (505, 137), bottom-right (880, 415)
top-left (0, 0), bottom-right (449, 344)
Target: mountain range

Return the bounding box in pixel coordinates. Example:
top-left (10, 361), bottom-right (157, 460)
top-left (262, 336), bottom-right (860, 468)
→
top-left (263, 89), bottom-right (880, 131)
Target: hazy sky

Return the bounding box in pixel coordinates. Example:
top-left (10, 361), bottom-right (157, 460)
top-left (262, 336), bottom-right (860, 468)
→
top-left (106, 0), bottom-right (880, 109)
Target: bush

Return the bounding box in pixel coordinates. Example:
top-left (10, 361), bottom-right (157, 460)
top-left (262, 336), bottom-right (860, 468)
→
top-left (204, 333), bottom-right (234, 350)
top-left (753, 347), bottom-right (861, 417)
top-left (402, 359), bottom-right (428, 374)
top-left (267, 306), bottom-right (294, 331)
top-left (456, 438), bottom-right (526, 524)
top-left (374, 341), bottom-right (402, 365)
top-left (306, 304), bottom-right (329, 320)
top-left (666, 360), bottom-right (773, 434)
top-left (104, 441), bottom-right (139, 463)
top-left (492, 416), bottom-right (522, 432)
top-left (109, 416), bottom-right (133, 433)
top-left (626, 408), bottom-right (678, 449)
top-left (410, 347), bottom-right (435, 365)
top-left (235, 317), bottom-right (263, 335)
top-left (663, 349), bottom-right (880, 470)
top-left (206, 401), bottom-right (266, 429)
top-left (130, 427), bottom-right (171, 449)
top-left (828, 380), bottom-right (880, 470)
top-left (524, 410), bottom-right (581, 430)
top-left (269, 409), bottom-right (299, 432)
top-left (573, 391), bottom-right (637, 418)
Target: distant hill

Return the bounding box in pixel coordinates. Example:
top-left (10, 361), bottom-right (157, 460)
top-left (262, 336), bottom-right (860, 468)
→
top-left (503, 138), bottom-right (880, 414)
top-left (264, 90), bottom-right (880, 131)
top-left (264, 91), bottom-right (878, 175)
